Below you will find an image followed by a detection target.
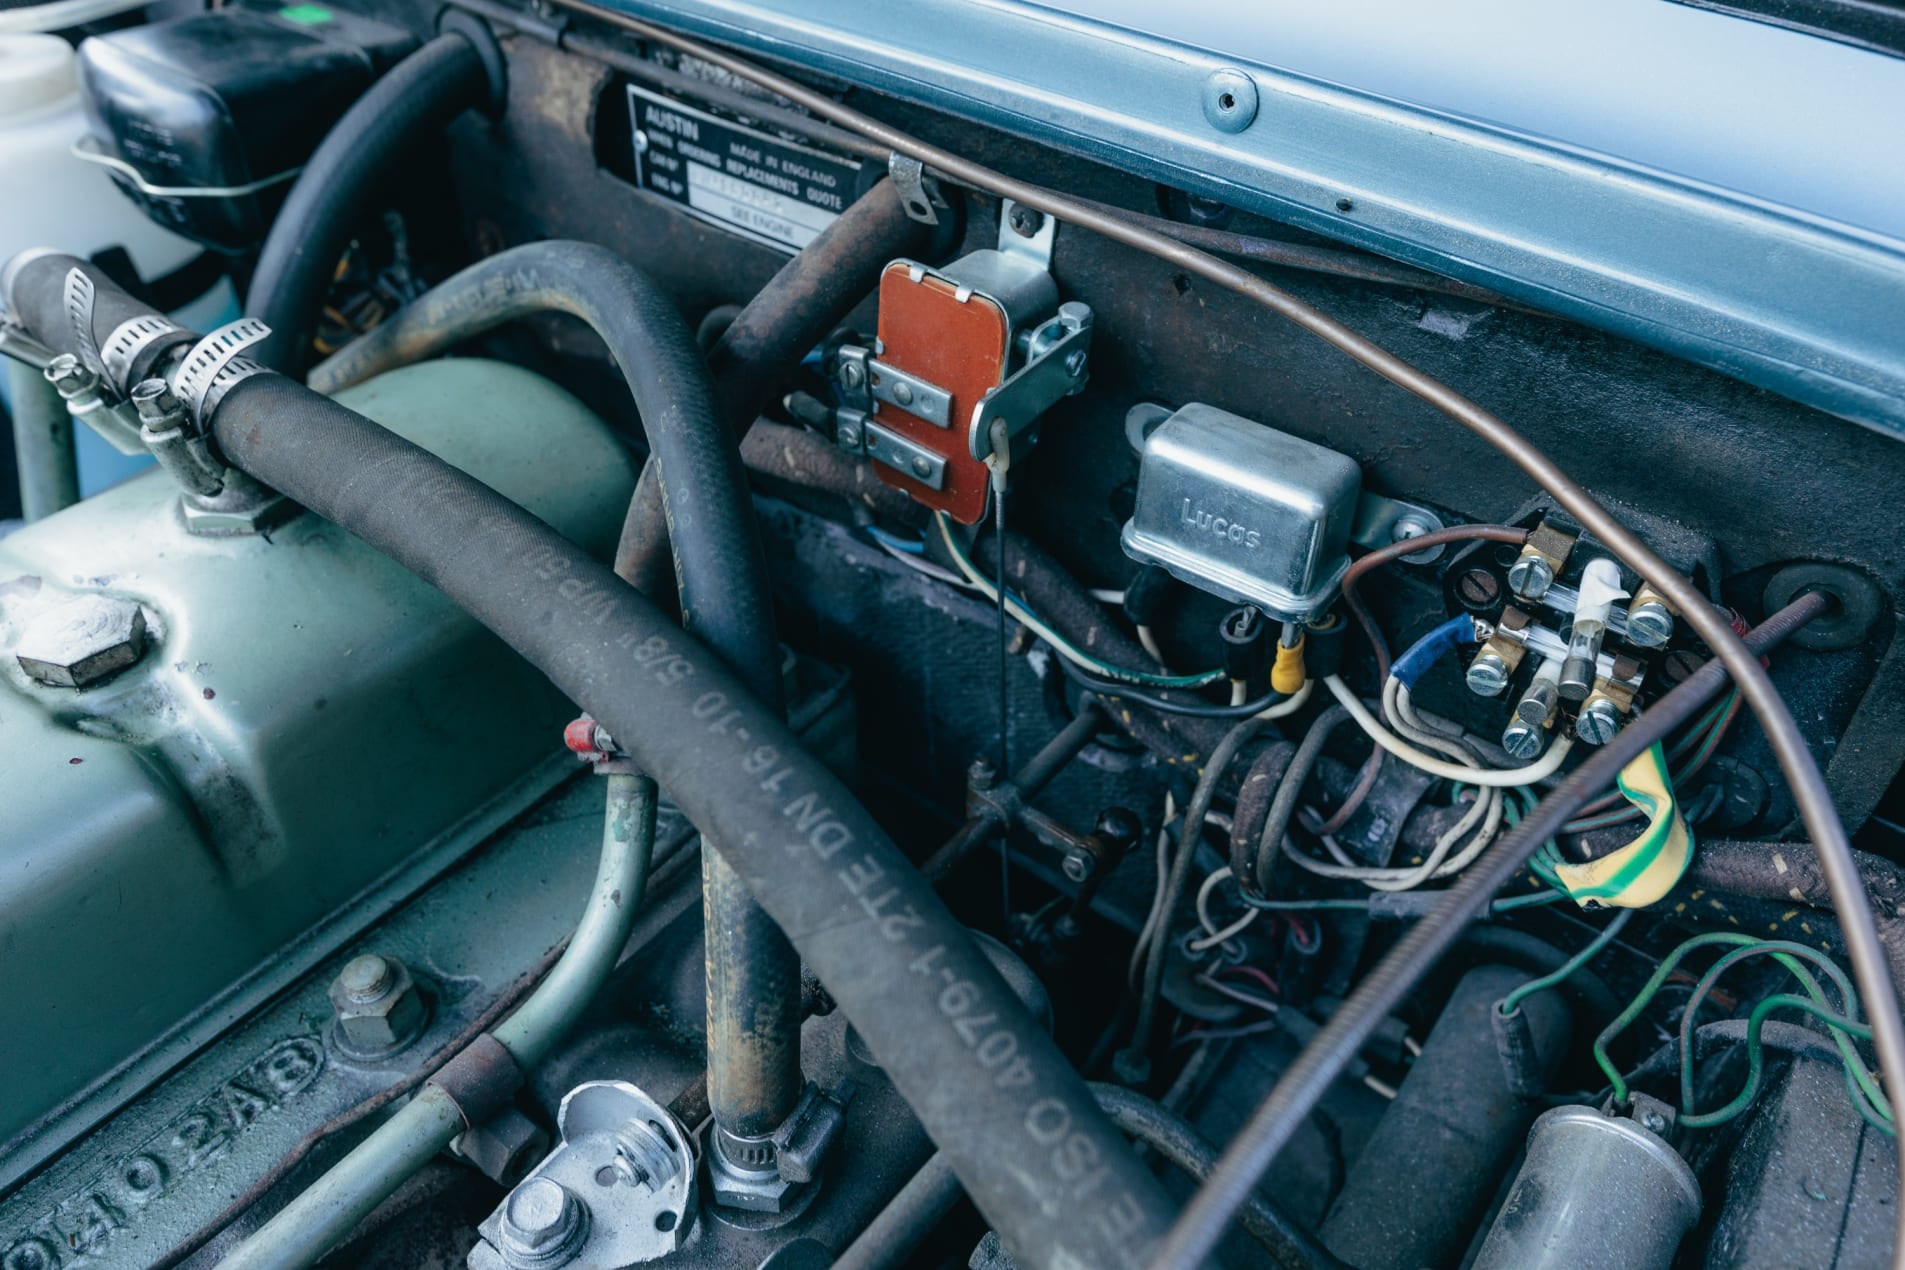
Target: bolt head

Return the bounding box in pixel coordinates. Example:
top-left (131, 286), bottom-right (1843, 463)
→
top-left (131, 377), bottom-right (182, 424)
top-left (1576, 698), bottom-right (1623, 746)
top-left (836, 423), bottom-right (860, 448)
top-left (328, 955), bottom-right (427, 1057)
top-left (43, 353), bottom-right (95, 397)
top-left (1500, 721), bottom-right (1545, 760)
top-left (1008, 205), bottom-right (1044, 237)
top-left (1640, 1110), bottom-right (1669, 1133)
top-left (892, 380), bottom-right (914, 406)
top-left (505, 1179), bottom-right (577, 1248)
top-left (1465, 652), bottom-right (1510, 697)
top-left (1061, 849), bottom-right (1094, 883)
top-left (1625, 601), bottom-right (1674, 648)
top-left (910, 455), bottom-right (933, 479)
top-left (1507, 554), bottom-right (1554, 600)
top-left (15, 594), bottom-right (148, 688)
top-left (1064, 348), bottom-right (1088, 378)
top-left (837, 361), bottom-right (864, 390)
top-left (1201, 68), bottom-right (1260, 132)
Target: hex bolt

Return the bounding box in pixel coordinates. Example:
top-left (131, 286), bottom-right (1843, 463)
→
top-left (1465, 650), bottom-right (1511, 697)
top-left (1061, 847), bottom-right (1095, 884)
top-left (130, 377), bottom-right (184, 426)
top-left (338, 953), bottom-right (392, 1003)
top-left (1501, 719), bottom-right (1546, 761)
top-left (328, 953), bottom-right (428, 1058)
top-left (1507, 553), bottom-right (1555, 601)
top-left (1576, 697), bottom-right (1624, 746)
top-left (892, 380), bottom-right (914, 407)
top-left (15, 594), bottom-right (148, 688)
top-left (1625, 599), bottom-right (1675, 648)
top-left (499, 1177), bottom-right (586, 1269)
top-left (1007, 204), bottom-right (1045, 237)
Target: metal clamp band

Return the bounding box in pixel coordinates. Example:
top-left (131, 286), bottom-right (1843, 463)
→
top-left (174, 318), bottom-right (272, 429)
top-left (887, 153), bottom-right (939, 225)
top-left (63, 268), bottom-right (105, 379)
top-left (101, 315), bottom-right (185, 394)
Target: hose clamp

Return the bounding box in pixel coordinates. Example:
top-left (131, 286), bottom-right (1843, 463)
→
top-left (63, 268), bottom-right (107, 380)
top-left (102, 315), bottom-right (185, 395)
top-left (174, 318), bottom-right (272, 429)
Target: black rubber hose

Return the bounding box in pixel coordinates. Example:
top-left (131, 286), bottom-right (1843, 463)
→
top-left (1243, 704), bottom-right (1353, 894)
top-left (1155, 591), bottom-right (1831, 1263)
top-left (194, 374), bottom-right (1176, 1266)
top-left (615, 179), bottom-right (929, 600)
top-left (310, 240), bottom-right (804, 1149)
top-left (247, 32), bottom-right (492, 377)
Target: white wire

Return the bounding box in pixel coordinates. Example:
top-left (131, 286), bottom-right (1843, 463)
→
top-left (1089, 588), bottom-right (1126, 605)
top-left (1326, 674), bottom-right (1572, 786)
top-left (873, 535), bottom-right (983, 590)
top-left (1195, 972), bottom-right (1280, 1014)
top-left (1230, 678), bottom-right (1248, 707)
top-left (1253, 679), bottom-right (1315, 721)
top-left (1129, 792), bottom-right (1176, 990)
top-left (1137, 624), bottom-right (1168, 667)
top-left (0, 0), bottom-right (148, 33)
top-left (1191, 866), bottom-right (1258, 951)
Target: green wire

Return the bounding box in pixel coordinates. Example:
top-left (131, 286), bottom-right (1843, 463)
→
top-left (1598, 932), bottom-right (1891, 1133)
top-left (1500, 909), bottom-right (1634, 1015)
top-left (1677, 941), bottom-right (1891, 1127)
top-left (933, 515), bottom-right (1227, 689)
top-left (1678, 993), bottom-right (1889, 1132)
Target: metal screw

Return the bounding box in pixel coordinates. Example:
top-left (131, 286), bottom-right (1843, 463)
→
top-left (131, 377), bottom-right (183, 425)
top-left (1061, 848), bottom-right (1095, 883)
top-left (910, 456), bottom-right (933, 479)
top-left (338, 954), bottom-right (392, 1003)
top-left (1501, 719), bottom-right (1545, 760)
top-left (1390, 514), bottom-right (1432, 545)
top-left (1065, 348), bottom-right (1088, 378)
top-left (631, 129), bottom-right (649, 154)
top-left (1201, 68), bottom-right (1260, 132)
top-left (892, 381), bottom-right (914, 406)
top-left (1465, 650), bottom-right (1510, 697)
top-left (967, 756), bottom-right (997, 792)
top-left (1576, 697), bottom-right (1623, 746)
top-left (43, 353), bottom-right (96, 398)
top-left (1639, 1109), bottom-right (1669, 1134)
top-left (1455, 568), bottom-right (1501, 609)
top-left (1625, 599), bottom-right (1674, 648)
top-left (499, 1177), bottom-right (585, 1267)
top-left (1514, 675), bottom-right (1561, 727)
top-left (1506, 554), bottom-right (1554, 601)
top-left (1007, 204), bottom-right (1045, 237)
top-left (836, 422), bottom-right (861, 449)
top-left (837, 361), bottom-right (864, 391)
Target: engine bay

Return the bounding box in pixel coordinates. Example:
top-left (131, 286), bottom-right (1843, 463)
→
top-left (2, 1), bottom-right (1904, 1267)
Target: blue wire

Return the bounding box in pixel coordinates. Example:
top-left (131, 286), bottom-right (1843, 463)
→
top-left (1391, 614), bottom-right (1481, 690)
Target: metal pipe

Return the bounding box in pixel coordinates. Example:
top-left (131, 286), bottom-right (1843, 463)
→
top-left (921, 698), bottom-right (1103, 881)
top-left (517, 13), bottom-right (1898, 1261)
top-left (7, 357), bottom-right (77, 520)
top-left (220, 772), bottom-right (658, 1270)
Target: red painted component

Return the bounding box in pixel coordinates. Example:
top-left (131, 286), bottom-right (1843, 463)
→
top-left (870, 260), bottom-right (1011, 525)
top-left (564, 715), bottom-right (605, 759)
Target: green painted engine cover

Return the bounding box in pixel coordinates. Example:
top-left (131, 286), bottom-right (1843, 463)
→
top-left (0, 360), bottom-right (635, 1182)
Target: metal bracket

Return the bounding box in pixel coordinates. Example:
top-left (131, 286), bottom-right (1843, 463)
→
top-left (1351, 492), bottom-right (1447, 564)
top-left (969, 300), bottom-right (1093, 461)
top-left (864, 419), bottom-right (947, 489)
top-left (102, 315), bottom-right (185, 396)
top-left (63, 269), bottom-right (105, 381)
top-left (174, 318), bottom-right (271, 429)
top-left (471, 1080), bottom-right (696, 1270)
top-left (0, 321), bottom-right (55, 372)
top-left (887, 153), bottom-right (939, 224)
top-left (997, 197), bottom-right (1056, 270)
top-left (866, 357), bottom-right (953, 427)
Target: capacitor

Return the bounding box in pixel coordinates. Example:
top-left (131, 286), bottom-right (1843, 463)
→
top-left (1472, 1105), bottom-right (1701, 1270)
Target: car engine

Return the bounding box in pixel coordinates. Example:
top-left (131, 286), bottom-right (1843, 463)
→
top-left (2, 1), bottom-right (1904, 1267)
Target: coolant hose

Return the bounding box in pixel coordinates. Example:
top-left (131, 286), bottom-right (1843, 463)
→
top-left (247, 31), bottom-right (495, 376)
top-left (200, 372), bottom-right (1176, 1267)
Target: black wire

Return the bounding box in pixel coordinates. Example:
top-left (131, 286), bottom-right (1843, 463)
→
top-left (1053, 649), bottom-right (1288, 718)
